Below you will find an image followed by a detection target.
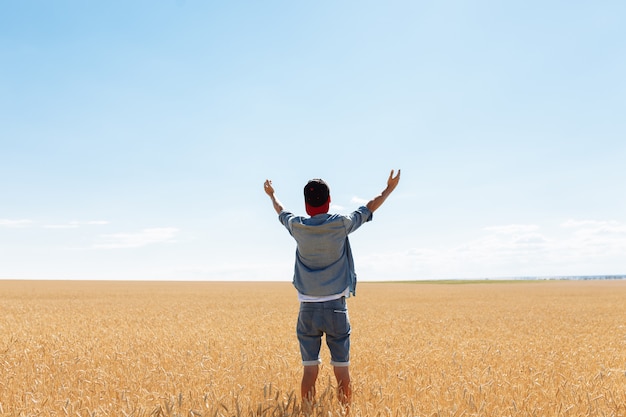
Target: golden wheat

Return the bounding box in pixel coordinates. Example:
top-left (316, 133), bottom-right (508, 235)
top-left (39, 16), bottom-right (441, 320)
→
top-left (1, 280), bottom-right (625, 416)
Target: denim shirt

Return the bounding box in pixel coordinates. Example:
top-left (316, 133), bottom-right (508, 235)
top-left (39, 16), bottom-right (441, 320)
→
top-left (278, 206), bottom-right (373, 297)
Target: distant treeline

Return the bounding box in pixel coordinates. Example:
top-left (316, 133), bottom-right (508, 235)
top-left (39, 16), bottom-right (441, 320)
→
top-left (516, 275), bottom-right (626, 281)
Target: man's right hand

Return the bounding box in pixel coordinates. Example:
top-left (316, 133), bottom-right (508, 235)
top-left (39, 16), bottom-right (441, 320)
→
top-left (387, 169), bottom-right (401, 193)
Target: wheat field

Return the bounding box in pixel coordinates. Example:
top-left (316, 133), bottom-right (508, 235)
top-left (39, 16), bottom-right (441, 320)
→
top-left (1, 279), bottom-right (625, 416)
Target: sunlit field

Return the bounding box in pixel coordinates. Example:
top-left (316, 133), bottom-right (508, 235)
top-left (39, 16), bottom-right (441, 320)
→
top-left (1, 280), bottom-right (625, 416)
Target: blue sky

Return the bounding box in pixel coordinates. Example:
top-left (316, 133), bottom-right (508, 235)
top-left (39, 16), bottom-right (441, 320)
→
top-left (1, 1), bottom-right (625, 281)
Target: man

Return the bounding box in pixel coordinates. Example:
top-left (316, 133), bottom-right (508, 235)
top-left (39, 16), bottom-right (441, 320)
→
top-left (263, 169), bottom-right (400, 410)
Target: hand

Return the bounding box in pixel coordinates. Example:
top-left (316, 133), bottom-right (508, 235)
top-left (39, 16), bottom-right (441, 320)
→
top-left (264, 179), bottom-right (275, 197)
top-left (387, 169), bottom-right (401, 192)
top-left (366, 169), bottom-right (401, 212)
top-left (264, 179), bottom-right (285, 214)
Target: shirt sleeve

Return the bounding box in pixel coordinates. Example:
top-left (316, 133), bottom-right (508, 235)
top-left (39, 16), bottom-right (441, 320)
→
top-left (278, 210), bottom-right (296, 233)
top-left (344, 206), bottom-right (373, 234)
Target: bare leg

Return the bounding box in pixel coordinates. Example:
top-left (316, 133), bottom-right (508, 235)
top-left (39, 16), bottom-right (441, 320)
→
top-left (333, 366), bottom-right (352, 408)
top-left (301, 365), bottom-right (319, 411)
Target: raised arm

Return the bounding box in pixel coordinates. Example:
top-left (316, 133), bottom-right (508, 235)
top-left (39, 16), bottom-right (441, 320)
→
top-left (264, 179), bottom-right (285, 214)
top-left (366, 169), bottom-right (401, 213)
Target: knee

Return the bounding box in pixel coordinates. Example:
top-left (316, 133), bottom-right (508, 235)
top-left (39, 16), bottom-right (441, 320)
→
top-left (303, 365), bottom-right (319, 380)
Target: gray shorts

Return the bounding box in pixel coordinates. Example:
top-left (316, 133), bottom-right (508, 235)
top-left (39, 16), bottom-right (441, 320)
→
top-left (296, 297), bottom-right (351, 367)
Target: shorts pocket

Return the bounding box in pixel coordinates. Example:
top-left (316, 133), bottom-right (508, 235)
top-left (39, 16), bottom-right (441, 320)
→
top-left (297, 308), bottom-right (317, 337)
top-left (330, 308), bottom-right (350, 335)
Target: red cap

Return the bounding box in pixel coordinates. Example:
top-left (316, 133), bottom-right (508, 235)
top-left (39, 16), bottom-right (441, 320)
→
top-left (306, 199), bottom-right (330, 216)
top-left (304, 179), bottom-right (330, 216)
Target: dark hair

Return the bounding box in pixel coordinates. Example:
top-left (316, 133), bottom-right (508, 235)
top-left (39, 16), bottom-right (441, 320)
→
top-left (304, 179), bottom-right (330, 207)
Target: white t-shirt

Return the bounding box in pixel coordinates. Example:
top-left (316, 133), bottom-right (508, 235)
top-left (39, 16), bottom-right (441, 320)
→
top-left (297, 286), bottom-right (350, 302)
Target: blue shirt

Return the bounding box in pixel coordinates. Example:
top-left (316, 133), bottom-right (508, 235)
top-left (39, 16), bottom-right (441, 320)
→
top-left (278, 206), bottom-right (373, 297)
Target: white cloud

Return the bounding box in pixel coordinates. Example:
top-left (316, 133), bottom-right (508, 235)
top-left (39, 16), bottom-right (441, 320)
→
top-left (94, 227), bottom-right (180, 249)
top-left (44, 220), bottom-right (110, 229)
top-left (84, 220), bottom-right (110, 225)
top-left (484, 224), bottom-right (540, 234)
top-left (357, 220), bottom-right (626, 280)
top-left (559, 219), bottom-right (626, 258)
top-left (561, 219), bottom-right (626, 235)
top-left (43, 224), bottom-right (80, 229)
top-left (0, 219), bottom-right (33, 228)
top-left (350, 196), bottom-right (368, 205)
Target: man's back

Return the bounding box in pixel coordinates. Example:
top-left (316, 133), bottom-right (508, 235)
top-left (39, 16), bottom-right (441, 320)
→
top-left (279, 207), bottom-right (372, 297)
